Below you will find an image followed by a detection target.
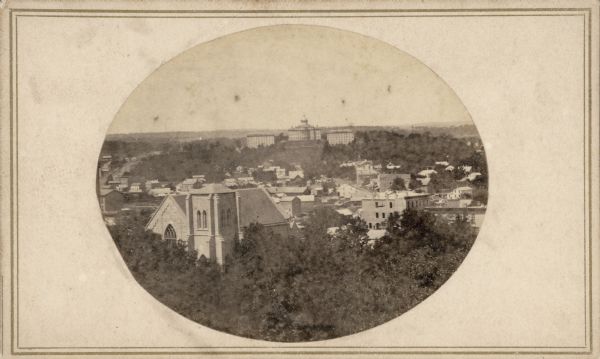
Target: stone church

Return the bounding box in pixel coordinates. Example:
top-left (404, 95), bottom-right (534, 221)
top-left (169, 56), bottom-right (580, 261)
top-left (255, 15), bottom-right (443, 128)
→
top-left (145, 184), bottom-right (289, 264)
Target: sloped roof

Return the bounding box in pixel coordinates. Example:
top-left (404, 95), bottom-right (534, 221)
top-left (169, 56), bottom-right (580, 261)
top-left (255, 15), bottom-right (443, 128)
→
top-left (172, 194), bottom-right (188, 213)
top-left (455, 186), bottom-right (474, 191)
top-left (277, 196), bottom-right (301, 203)
top-left (336, 208), bottom-right (354, 216)
top-left (379, 173), bottom-right (410, 180)
top-left (367, 229), bottom-right (387, 240)
top-left (266, 186), bottom-right (308, 194)
top-left (418, 169), bottom-right (437, 177)
top-left (195, 183), bottom-right (235, 194)
top-left (295, 195), bottom-right (315, 202)
top-left (144, 194), bottom-right (187, 231)
top-left (237, 188), bottom-right (287, 227)
top-left (99, 189), bottom-right (120, 197)
top-left (149, 187), bottom-right (171, 194)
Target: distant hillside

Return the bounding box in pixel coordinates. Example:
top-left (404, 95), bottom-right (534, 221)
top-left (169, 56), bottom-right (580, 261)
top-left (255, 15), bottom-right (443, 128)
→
top-left (410, 124), bottom-right (480, 138)
top-left (321, 123), bottom-right (478, 138)
top-left (106, 129), bottom-right (288, 143)
top-left (106, 123), bottom-right (479, 142)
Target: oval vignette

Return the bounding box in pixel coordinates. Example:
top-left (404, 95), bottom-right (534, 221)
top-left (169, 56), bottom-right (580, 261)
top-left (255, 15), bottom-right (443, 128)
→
top-left (96, 24), bottom-right (488, 342)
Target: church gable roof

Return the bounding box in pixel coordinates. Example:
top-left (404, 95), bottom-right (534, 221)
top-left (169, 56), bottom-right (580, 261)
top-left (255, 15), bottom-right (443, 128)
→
top-left (145, 194), bottom-right (188, 231)
top-left (237, 188), bottom-right (287, 228)
top-left (171, 194), bottom-right (188, 213)
top-left (194, 183), bottom-right (235, 194)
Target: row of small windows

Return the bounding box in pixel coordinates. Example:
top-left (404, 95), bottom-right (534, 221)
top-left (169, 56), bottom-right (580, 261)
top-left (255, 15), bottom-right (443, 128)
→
top-left (375, 201), bottom-right (429, 210)
top-left (407, 200), bottom-right (427, 209)
top-left (375, 211), bottom-right (398, 219)
top-left (374, 201), bottom-right (394, 208)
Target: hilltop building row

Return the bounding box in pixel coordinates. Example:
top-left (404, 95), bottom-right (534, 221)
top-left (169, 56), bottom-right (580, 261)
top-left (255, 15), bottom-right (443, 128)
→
top-left (246, 119), bottom-right (355, 148)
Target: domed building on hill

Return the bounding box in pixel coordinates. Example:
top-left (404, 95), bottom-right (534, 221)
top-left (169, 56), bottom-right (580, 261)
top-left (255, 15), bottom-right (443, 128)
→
top-left (288, 118), bottom-right (321, 141)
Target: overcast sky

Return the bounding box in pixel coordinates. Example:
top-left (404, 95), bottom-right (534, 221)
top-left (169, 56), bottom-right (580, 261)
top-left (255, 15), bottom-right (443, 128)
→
top-left (108, 24), bottom-right (472, 134)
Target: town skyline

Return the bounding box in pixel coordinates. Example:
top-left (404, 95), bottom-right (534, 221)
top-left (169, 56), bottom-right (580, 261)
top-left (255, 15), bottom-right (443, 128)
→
top-left (106, 119), bottom-right (476, 136)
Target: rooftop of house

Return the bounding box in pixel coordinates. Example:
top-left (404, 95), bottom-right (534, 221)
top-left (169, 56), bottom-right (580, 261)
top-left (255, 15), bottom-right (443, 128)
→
top-left (278, 195), bottom-right (315, 202)
top-left (455, 186), bottom-right (474, 191)
top-left (365, 190), bottom-right (422, 200)
top-left (367, 229), bottom-right (387, 240)
top-left (327, 227), bottom-right (340, 235)
top-left (336, 208), bottom-right (354, 216)
top-left (266, 186), bottom-right (308, 194)
top-left (418, 169), bottom-right (438, 177)
top-left (378, 173), bottom-right (410, 180)
top-left (98, 189), bottom-right (119, 197)
top-left (182, 178), bottom-right (198, 185)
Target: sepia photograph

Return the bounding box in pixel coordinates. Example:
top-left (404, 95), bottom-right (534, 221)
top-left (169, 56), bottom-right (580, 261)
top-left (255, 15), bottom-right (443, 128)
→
top-left (97, 25), bottom-right (488, 342)
top-left (2, 1), bottom-right (597, 356)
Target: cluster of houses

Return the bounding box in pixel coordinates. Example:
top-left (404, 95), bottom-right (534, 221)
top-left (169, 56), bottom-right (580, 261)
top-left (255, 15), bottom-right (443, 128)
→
top-left (97, 141), bottom-right (486, 263)
top-left (328, 158), bottom-right (486, 238)
top-left (416, 161), bottom-right (482, 186)
top-left (99, 152), bottom-right (485, 228)
top-left (137, 163), bottom-right (485, 264)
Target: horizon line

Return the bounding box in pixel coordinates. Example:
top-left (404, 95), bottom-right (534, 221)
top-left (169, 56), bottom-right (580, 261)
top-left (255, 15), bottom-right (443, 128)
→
top-left (106, 121), bottom-right (475, 136)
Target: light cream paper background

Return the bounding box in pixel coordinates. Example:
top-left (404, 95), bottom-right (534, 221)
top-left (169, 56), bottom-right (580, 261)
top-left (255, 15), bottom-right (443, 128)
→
top-left (0, 0), bottom-right (598, 357)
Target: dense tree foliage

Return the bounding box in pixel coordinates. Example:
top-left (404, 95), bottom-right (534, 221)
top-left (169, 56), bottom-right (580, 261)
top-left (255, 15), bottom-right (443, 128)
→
top-left (390, 177), bottom-right (406, 191)
top-left (323, 131), bottom-right (480, 173)
top-left (110, 207), bottom-right (477, 342)
top-left (123, 131), bottom-right (486, 185)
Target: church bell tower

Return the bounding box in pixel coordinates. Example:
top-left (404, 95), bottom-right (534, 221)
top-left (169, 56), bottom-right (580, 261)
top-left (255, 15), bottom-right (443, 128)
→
top-left (187, 184), bottom-right (239, 264)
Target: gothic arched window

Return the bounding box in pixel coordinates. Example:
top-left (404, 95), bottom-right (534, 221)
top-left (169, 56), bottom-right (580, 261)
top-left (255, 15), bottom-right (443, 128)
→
top-left (202, 210), bottom-right (207, 228)
top-left (196, 211), bottom-right (201, 229)
top-left (164, 224), bottom-right (177, 242)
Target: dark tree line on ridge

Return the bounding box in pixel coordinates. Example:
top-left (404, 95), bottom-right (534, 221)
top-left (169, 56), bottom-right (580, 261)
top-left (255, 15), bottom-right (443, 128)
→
top-left (110, 207), bottom-right (477, 342)
top-left (111, 130), bottom-right (486, 186)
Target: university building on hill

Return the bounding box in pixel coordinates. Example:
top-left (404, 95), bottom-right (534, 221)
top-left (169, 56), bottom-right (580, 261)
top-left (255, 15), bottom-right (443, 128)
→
top-left (326, 130), bottom-right (354, 145)
top-left (246, 133), bottom-right (275, 148)
top-left (288, 118), bottom-right (321, 141)
top-left (245, 119), bottom-right (354, 147)
top-left (145, 184), bottom-right (288, 264)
